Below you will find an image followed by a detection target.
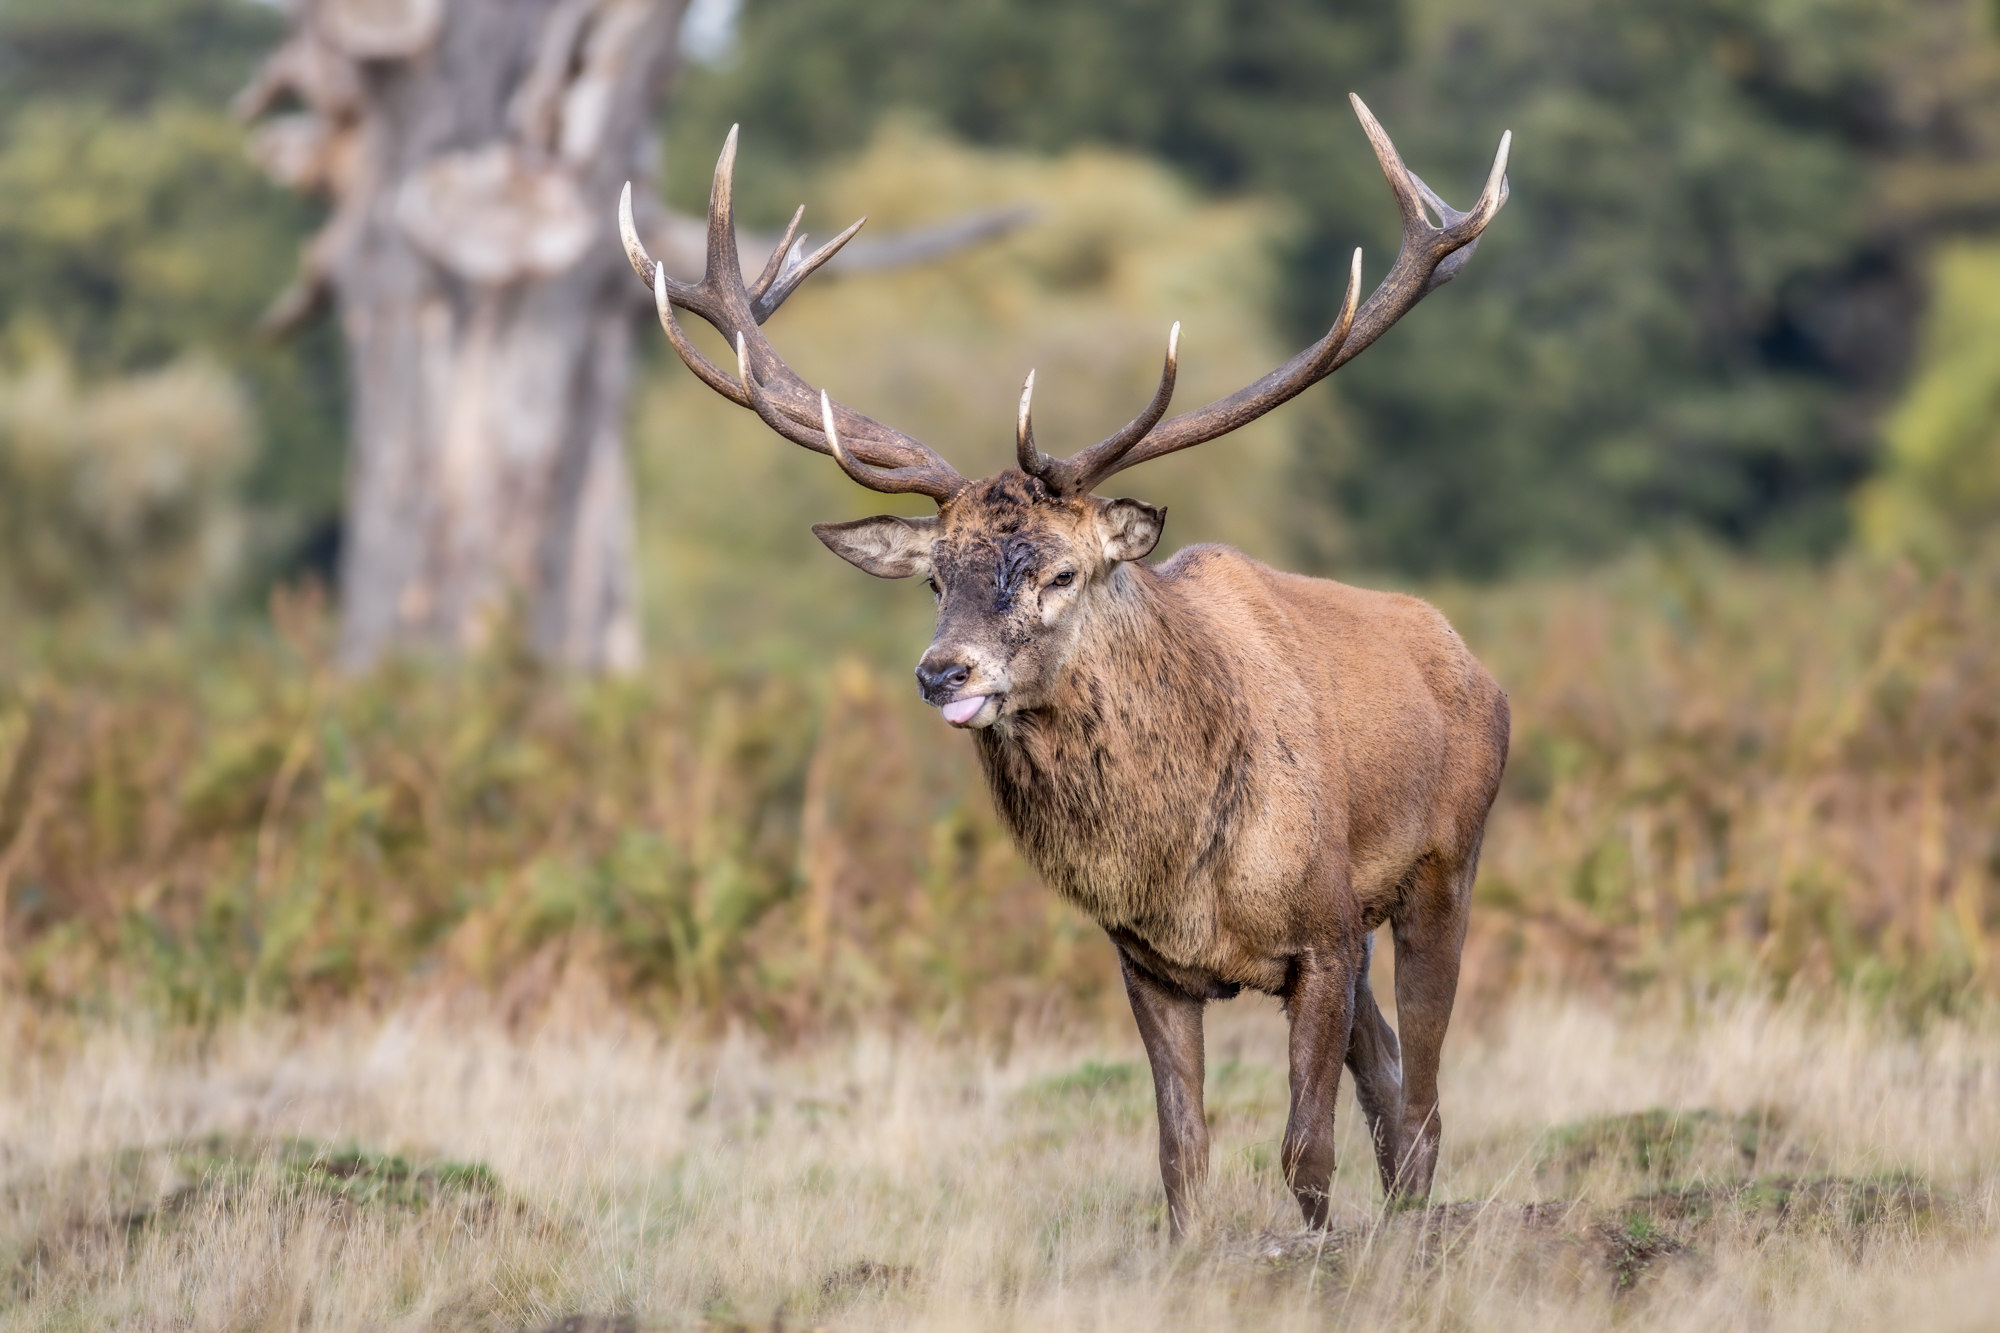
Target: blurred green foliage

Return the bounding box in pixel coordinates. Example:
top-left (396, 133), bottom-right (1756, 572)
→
top-left (0, 0), bottom-right (343, 601)
top-left (676, 0), bottom-right (2000, 576)
top-left (0, 0), bottom-right (281, 113)
top-left (0, 356), bottom-right (251, 620)
top-left (1321, 0), bottom-right (1880, 572)
top-left (1857, 242), bottom-right (2000, 564)
top-left (0, 104), bottom-right (288, 374)
top-left (666, 0), bottom-right (1402, 220)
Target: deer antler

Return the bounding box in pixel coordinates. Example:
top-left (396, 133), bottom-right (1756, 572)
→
top-left (619, 126), bottom-right (969, 504)
top-left (1016, 324), bottom-right (1182, 493)
top-left (1019, 95), bottom-right (1510, 497)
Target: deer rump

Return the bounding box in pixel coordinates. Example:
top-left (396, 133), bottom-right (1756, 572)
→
top-left (620, 97), bottom-right (1513, 1237)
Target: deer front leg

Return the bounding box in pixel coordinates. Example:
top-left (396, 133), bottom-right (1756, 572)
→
top-left (1115, 943), bottom-right (1209, 1240)
top-left (1281, 946), bottom-right (1360, 1229)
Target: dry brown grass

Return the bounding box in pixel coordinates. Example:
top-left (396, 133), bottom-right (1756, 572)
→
top-left (3, 988), bottom-right (1996, 1331)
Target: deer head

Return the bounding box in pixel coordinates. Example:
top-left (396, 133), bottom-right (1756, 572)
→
top-left (620, 100), bottom-right (1509, 728)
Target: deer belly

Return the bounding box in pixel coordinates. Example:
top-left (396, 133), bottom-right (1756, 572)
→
top-left (1043, 837), bottom-right (1308, 997)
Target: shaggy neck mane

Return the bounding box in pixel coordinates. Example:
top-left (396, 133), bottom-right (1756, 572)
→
top-left (972, 561), bottom-right (1256, 896)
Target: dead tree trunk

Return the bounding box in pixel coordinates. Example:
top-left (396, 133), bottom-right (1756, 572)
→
top-left (239, 0), bottom-right (686, 671)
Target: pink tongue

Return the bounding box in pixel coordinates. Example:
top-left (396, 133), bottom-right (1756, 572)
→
top-left (941, 696), bottom-right (988, 725)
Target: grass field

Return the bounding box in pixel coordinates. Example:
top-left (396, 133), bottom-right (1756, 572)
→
top-left (5, 986), bottom-right (1997, 1331)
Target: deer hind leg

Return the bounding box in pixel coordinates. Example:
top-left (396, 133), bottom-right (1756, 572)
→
top-left (1115, 943), bottom-right (1210, 1241)
top-left (1386, 841), bottom-right (1480, 1202)
top-left (1279, 938), bottom-right (1363, 1230)
top-left (1344, 932), bottom-right (1405, 1196)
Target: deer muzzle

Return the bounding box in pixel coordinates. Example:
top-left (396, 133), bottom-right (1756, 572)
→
top-left (916, 654), bottom-right (1006, 727)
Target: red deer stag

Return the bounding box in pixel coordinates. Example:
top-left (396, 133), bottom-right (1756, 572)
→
top-left (619, 97), bottom-right (1511, 1236)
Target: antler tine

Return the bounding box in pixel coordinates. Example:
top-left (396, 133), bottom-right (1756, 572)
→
top-left (1322, 102), bottom-right (1508, 370)
top-left (755, 214), bottom-right (867, 321)
top-left (820, 390), bottom-right (963, 499)
top-left (622, 180), bottom-right (708, 311)
top-left (1016, 370), bottom-right (1048, 476)
top-left (748, 205), bottom-right (806, 305)
top-left (1043, 99), bottom-right (1507, 488)
top-left (1039, 322), bottom-right (1181, 496)
top-left (1351, 94), bottom-right (1429, 231)
top-left (1472, 126), bottom-right (1513, 221)
top-left (705, 124), bottom-right (745, 304)
top-left (656, 263), bottom-right (750, 407)
top-left (1409, 135), bottom-right (1511, 294)
top-left (730, 337), bottom-right (966, 502)
top-left (1333, 246), bottom-right (1363, 347)
top-left (735, 333), bottom-right (833, 454)
top-left (618, 182), bottom-right (656, 288)
top-left (624, 128), bottom-right (971, 503)
top-left (626, 182), bottom-right (749, 404)
top-left (1349, 93), bottom-right (1509, 242)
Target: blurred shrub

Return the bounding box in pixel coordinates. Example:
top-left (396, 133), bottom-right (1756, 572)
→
top-left (0, 355), bottom-right (251, 618)
top-left (1449, 547), bottom-right (2000, 1011)
top-left (0, 103), bottom-right (298, 375)
top-left (1855, 242), bottom-right (2000, 565)
top-left (0, 592), bottom-right (1108, 1031)
top-left (1, 555), bottom-right (1996, 1026)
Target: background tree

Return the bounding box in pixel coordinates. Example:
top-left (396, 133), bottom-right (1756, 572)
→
top-left (233, 0), bottom-right (1027, 670)
top-left (236, 0), bottom-right (688, 671)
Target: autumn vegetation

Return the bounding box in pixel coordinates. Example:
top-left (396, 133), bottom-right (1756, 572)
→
top-left (3, 542), bottom-right (1996, 1035)
top-left (4, 1), bottom-right (2000, 1329)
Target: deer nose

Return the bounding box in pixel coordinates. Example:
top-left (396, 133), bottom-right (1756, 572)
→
top-left (915, 660), bottom-right (972, 701)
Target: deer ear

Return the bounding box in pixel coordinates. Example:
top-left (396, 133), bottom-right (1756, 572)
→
top-left (812, 515), bottom-right (938, 579)
top-left (1096, 497), bottom-right (1165, 563)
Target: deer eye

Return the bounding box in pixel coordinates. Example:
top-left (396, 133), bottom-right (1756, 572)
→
top-left (925, 577), bottom-right (941, 597)
top-left (1051, 571), bottom-right (1075, 588)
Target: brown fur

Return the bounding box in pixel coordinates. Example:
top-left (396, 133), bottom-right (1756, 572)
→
top-left (629, 110), bottom-right (1517, 1239)
top-left (815, 470), bottom-right (1509, 1237)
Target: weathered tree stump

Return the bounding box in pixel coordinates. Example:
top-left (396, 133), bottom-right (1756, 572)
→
top-left (240, 0), bottom-right (687, 671)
